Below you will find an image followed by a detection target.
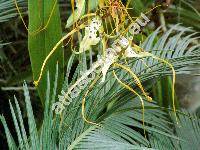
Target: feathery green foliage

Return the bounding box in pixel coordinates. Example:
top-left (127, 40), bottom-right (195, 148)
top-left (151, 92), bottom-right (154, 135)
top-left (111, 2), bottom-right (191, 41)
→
top-left (1, 26), bottom-right (200, 149)
top-left (167, 0), bottom-right (200, 30)
top-left (150, 111), bottom-right (200, 149)
top-left (0, 0), bottom-right (26, 23)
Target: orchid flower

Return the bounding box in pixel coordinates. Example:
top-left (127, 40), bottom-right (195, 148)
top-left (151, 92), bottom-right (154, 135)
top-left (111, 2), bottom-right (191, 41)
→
top-left (78, 17), bottom-right (102, 53)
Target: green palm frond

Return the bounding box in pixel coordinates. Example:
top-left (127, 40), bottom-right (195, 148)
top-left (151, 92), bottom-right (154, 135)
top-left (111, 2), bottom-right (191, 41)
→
top-left (150, 111), bottom-right (200, 150)
top-left (0, 116), bottom-right (17, 149)
top-left (173, 111), bottom-right (200, 149)
top-left (0, 65), bottom-right (59, 150)
top-left (1, 26), bottom-right (200, 149)
top-left (59, 25), bottom-right (200, 148)
top-left (167, 0), bottom-right (200, 30)
top-left (0, 0), bottom-right (26, 23)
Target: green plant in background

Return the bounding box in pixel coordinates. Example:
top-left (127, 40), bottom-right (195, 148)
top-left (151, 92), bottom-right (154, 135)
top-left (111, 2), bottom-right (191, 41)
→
top-left (0, 0), bottom-right (27, 85)
top-left (167, 0), bottom-right (200, 30)
top-left (0, 0), bottom-right (26, 23)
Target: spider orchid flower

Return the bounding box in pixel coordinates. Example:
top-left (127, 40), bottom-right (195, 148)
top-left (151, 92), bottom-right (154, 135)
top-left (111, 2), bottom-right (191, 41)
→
top-left (100, 45), bottom-right (147, 83)
top-left (100, 48), bottom-right (119, 82)
top-left (78, 17), bottom-right (102, 53)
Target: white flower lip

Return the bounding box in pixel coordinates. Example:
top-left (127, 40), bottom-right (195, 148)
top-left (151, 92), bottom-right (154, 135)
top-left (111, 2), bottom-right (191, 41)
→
top-left (79, 17), bottom-right (102, 53)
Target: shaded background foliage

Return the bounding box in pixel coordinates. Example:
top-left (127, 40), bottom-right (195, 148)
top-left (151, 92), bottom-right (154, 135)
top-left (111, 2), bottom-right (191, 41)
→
top-left (0, 0), bottom-right (200, 149)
